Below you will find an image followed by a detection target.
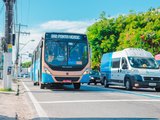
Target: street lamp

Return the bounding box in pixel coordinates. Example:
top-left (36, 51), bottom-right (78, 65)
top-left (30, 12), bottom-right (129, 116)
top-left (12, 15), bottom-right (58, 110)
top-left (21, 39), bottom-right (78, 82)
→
top-left (19, 39), bottom-right (35, 52)
top-left (15, 39), bottom-right (35, 79)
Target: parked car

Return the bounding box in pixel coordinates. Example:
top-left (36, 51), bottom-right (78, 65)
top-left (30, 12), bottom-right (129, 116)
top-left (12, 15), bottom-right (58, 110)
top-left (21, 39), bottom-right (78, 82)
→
top-left (88, 70), bottom-right (102, 85)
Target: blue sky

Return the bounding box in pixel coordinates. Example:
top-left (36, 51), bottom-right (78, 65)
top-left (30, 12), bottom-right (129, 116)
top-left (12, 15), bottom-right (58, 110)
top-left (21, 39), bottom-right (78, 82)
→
top-left (0, 0), bottom-right (160, 61)
top-left (18, 0), bottom-right (160, 26)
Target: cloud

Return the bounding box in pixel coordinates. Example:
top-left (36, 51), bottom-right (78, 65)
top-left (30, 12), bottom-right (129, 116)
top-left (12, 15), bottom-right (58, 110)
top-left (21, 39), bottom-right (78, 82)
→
top-left (18, 20), bottom-right (94, 62)
top-left (40, 20), bottom-right (94, 33)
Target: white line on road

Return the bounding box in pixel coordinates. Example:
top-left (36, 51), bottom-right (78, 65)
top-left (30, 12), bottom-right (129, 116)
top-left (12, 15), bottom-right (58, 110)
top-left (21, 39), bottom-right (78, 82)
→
top-left (22, 81), bottom-right (49, 120)
top-left (38, 99), bottom-right (160, 104)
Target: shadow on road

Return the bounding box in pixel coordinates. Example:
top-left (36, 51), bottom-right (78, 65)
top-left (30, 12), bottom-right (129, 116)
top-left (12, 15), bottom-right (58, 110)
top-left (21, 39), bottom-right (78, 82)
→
top-left (0, 115), bottom-right (15, 120)
top-left (48, 84), bottom-right (156, 93)
top-left (108, 86), bottom-right (156, 93)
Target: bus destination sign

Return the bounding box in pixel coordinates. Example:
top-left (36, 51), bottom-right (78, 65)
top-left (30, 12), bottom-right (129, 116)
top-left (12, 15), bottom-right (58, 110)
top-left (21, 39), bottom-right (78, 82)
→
top-left (45, 33), bottom-right (84, 40)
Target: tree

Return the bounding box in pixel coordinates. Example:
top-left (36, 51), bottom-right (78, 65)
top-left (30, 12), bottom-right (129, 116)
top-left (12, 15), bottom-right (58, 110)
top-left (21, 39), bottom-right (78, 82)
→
top-left (21, 61), bottom-right (32, 68)
top-left (87, 8), bottom-right (160, 69)
top-left (87, 14), bottom-right (120, 70)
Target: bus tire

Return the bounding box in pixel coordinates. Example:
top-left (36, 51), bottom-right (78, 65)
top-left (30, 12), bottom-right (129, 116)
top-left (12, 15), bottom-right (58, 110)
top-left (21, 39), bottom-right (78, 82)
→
top-left (73, 83), bottom-right (81, 89)
top-left (104, 78), bottom-right (109, 88)
top-left (40, 84), bottom-right (45, 89)
top-left (33, 82), bottom-right (37, 86)
top-left (155, 87), bottom-right (160, 92)
top-left (125, 78), bottom-right (132, 90)
top-left (101, 81), bottom-right (104, 85)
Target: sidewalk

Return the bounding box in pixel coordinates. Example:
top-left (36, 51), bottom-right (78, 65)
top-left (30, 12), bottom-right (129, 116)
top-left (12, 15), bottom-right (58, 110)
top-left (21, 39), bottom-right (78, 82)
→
top-left (0, 79), bottom-right (36, 120)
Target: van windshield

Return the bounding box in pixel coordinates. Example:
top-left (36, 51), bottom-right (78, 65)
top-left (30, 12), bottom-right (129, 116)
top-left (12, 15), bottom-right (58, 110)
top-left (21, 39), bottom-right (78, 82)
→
top-left (128, 57), bottom-right (159, 69)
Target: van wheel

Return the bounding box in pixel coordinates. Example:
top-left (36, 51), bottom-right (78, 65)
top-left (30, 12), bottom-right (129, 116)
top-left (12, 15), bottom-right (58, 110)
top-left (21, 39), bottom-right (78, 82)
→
top-left (104, 78), bottom-right (109, 88)
top-left (155, 87), bottom-right (160, 92)
top-left (74, 83), bottom-right (81, 89)
top-left (125, 79), bottom-right (132, 90)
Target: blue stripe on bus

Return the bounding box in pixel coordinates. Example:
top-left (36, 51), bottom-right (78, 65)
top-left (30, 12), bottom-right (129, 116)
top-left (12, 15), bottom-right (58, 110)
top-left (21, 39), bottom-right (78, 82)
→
top-left (42, 73), bottom-right (54, 83)
top-left (32, 59), bottom-right (40, 82)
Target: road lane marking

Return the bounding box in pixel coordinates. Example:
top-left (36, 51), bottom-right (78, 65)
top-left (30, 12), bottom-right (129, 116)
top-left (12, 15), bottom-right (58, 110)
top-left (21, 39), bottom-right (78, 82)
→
top-left (37, 99), bottom-right (160, 104)
top-left (22, 81), bottom-right (49, 120)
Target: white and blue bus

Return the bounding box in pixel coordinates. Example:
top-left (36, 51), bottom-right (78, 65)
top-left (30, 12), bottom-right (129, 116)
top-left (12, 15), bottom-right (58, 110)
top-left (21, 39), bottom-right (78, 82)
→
top-left (31, 32), bottom-right (91, 89)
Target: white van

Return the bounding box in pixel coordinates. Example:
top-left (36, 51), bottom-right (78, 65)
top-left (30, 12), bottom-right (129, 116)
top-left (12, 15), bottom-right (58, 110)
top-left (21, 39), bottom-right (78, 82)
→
top-left (100, 48), bottom-right (160, 92)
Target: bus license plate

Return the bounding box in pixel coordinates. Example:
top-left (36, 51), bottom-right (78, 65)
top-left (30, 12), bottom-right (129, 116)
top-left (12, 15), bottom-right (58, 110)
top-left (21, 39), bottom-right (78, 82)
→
top-left (63, 80), bottom-right (71, 83)
top-left (149, 83), bottom-right (156, 86)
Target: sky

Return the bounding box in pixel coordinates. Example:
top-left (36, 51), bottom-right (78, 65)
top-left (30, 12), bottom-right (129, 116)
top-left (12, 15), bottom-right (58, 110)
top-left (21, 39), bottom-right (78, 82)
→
top-left (0, 0), bottom-right (160, 62)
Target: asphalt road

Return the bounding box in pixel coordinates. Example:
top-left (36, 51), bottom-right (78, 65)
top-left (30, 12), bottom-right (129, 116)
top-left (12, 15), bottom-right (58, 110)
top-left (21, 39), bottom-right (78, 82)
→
top-left (22, 78), bottom-right (160, 120)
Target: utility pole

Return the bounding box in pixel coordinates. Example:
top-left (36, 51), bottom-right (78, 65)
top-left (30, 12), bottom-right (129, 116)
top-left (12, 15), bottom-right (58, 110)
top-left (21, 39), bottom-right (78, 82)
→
top-left (2, 0), bottom-right (15, 89)
top-left (15, 23), bottom-right (30, 79)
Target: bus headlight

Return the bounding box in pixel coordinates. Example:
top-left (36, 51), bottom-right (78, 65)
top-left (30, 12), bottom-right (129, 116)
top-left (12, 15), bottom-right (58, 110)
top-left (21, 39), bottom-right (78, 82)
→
top-left (83, 68), bottom-right (90, 75)
top-left (44, 68), bottom-right (51, 75)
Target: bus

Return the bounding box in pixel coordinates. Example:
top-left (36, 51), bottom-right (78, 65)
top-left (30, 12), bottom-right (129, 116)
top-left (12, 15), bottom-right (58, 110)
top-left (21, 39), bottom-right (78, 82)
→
top-left (31, 32), bottom-right (91, 89)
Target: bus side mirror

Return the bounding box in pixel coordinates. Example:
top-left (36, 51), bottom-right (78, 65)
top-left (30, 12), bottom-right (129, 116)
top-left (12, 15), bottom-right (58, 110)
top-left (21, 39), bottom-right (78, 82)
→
top-left (40, 42), bottom-right (43, 48)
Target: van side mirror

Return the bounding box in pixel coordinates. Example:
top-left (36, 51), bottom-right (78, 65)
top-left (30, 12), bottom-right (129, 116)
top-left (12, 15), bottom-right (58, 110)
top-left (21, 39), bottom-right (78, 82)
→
top-left (122, 63), bottom-right (128, 69)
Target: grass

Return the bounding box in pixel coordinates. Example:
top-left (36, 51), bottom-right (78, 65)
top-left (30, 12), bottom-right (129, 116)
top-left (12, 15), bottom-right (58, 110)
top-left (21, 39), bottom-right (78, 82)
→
top-left (0, 88), bottom-right (13, 92)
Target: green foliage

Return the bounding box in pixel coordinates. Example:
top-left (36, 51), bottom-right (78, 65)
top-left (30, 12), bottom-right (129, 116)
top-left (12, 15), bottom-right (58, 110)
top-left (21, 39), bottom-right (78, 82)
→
top-left (87, 8), bottom-right (160, 69)
top-left (0, 88), bottom-right (13, 92)
top-left (21, 61), bottom-right (32, 68)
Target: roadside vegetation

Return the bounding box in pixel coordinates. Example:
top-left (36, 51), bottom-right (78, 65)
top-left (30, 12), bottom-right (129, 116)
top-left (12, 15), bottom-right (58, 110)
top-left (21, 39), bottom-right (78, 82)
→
top-left (0, 88), bottom-right (13, 92)
top-left (21, 61), bottom-right (32, 68)
top-left (87, 8), bottom-right (160, 70)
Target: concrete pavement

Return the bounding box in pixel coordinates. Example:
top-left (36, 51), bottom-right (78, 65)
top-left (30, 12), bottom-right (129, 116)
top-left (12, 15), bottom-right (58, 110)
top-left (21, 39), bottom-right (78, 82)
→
top-left (0, 79), bottom-right (36, 120)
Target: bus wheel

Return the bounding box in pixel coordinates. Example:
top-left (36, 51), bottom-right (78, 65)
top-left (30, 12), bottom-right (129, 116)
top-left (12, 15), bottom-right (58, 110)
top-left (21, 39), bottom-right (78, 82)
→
top-left (73, 83), bottom-right (81, 89)
top-left (40, 84), bottom-right (45, 89)
top-left (155, 87), bottom-right (160, 92)
top-left (125, 79), bottom-right (132, 90)
top-left (33, 82), bottom-right (37, 86)
top-left (104, 78), bottom-right (109, 88)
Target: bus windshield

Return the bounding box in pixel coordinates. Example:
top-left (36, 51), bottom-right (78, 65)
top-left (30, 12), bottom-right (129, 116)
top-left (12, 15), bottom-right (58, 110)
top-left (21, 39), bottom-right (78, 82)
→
top-left (128, 57), bottom-right (159, 69)
top-left (45, 40), bottom-right (88, 67)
